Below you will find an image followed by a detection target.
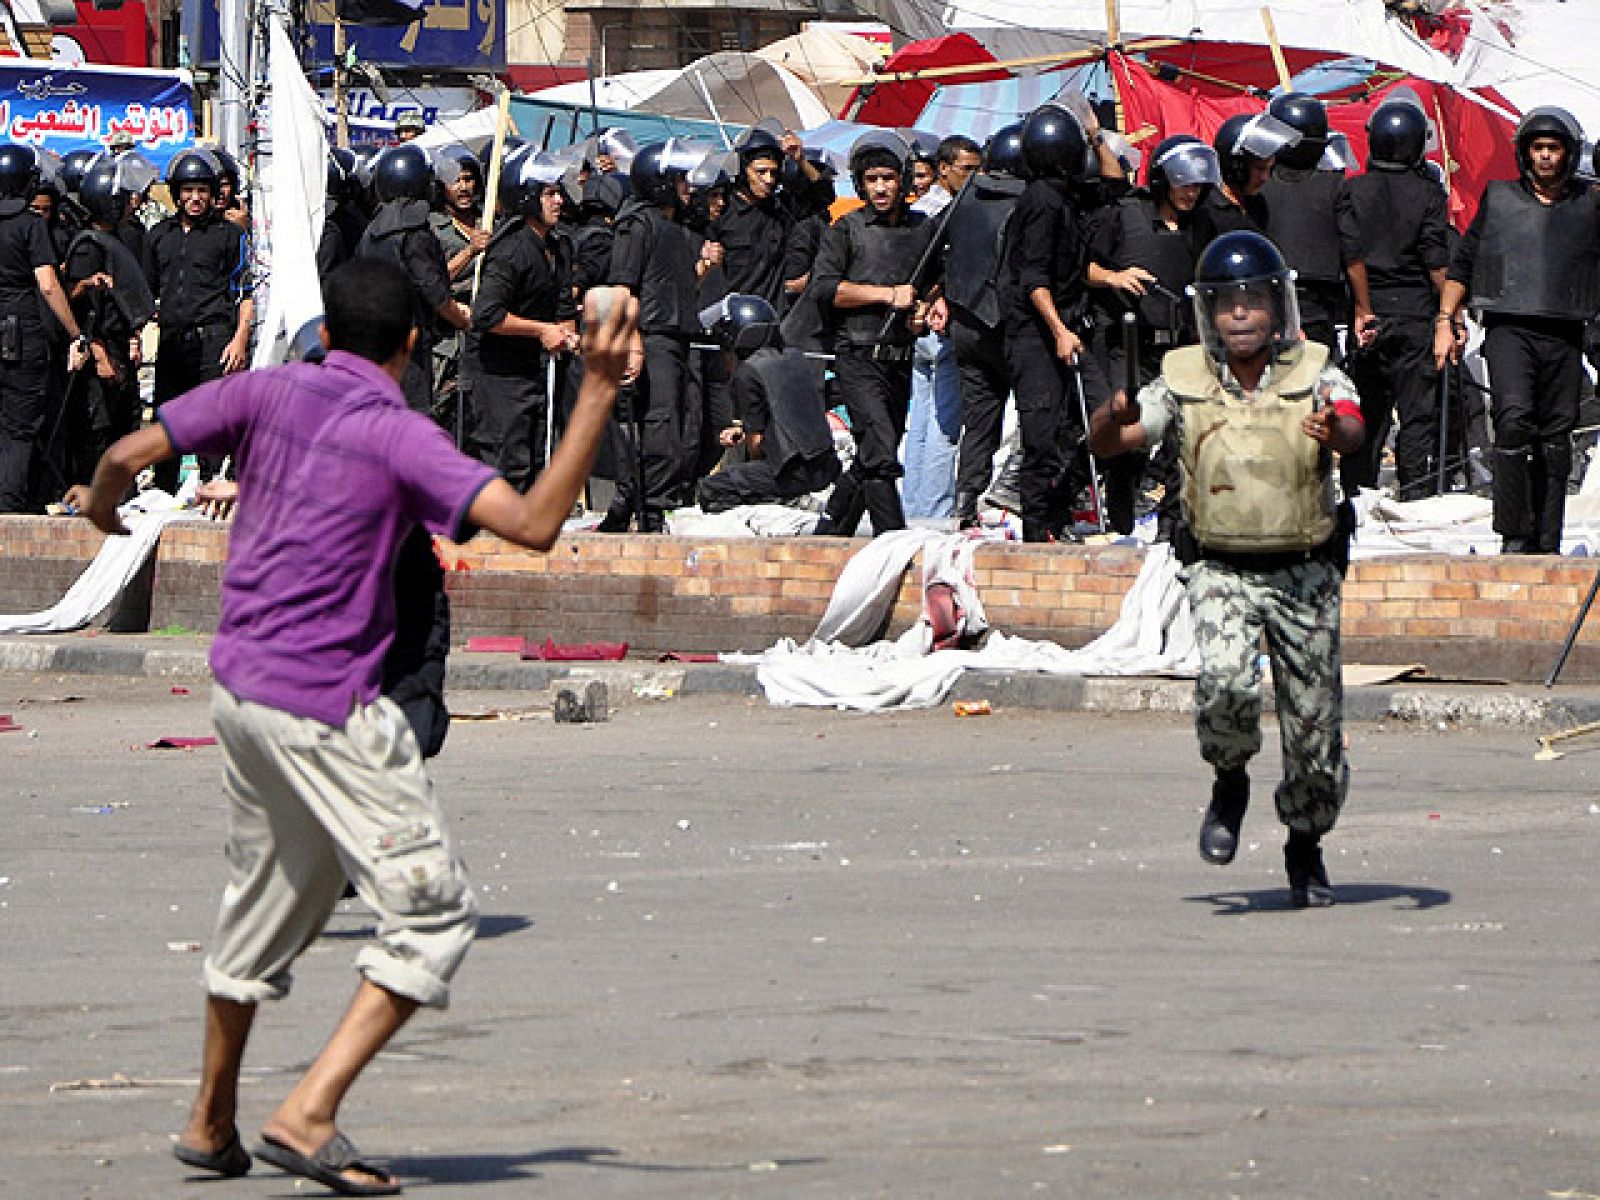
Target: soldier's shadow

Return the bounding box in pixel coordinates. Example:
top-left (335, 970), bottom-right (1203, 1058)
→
top-left (1185, 883), bottom-right (1452, 915)
top-left (388, 1146), bottom-right (828, 1184)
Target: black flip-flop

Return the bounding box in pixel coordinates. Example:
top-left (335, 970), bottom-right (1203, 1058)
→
top-left (173, 1127), bottom-right (252, 1177)
top-left (254, 1131), bottom-right (401, 1197)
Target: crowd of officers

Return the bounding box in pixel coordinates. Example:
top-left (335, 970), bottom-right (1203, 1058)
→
top-left (3, 90), bottom-right (1600, 555)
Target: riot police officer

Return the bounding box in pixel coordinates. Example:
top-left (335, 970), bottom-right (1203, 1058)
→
top-left (464, 148), bottom-right (577, 491)
top-left (946, 122), bottom-right (1027, 527)
top-left (1192, 111), bottom-right (1300, 245)
top-left (143, 147), bottom-right (252, 493)
top-left (1342, 96), bottom-right (1451, 497)
top-left (0, 144), bottom-right (87, 512)
top-left (1260, 93), bottom-right (1372, 357)
top-left (997, 102), bottom-right (1110, 542)
top-left (1088, 135), bottom-right (1220, 535)
top-left (598, 138), bottom-right (704, 532)
top-left (810, 130), bottom-right (934, 537)
top-left (705, 127), bottom-right (794, 309)
top-left (1091, 231), bottom-right (1366, 908)
top-left (315, 147), bottom-right (366, 278)
top-left (1436, 106), bottom-right (1600, 553)
top-left (696, 293), bottom-right (839, 513)
top-left (357, 142), bottom-right (470, 417)
top-left (60, 154), bottom-right (156, 485)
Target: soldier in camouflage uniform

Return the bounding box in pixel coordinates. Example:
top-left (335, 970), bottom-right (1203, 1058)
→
top-left (1091, 231), bottom-right (1365, 907)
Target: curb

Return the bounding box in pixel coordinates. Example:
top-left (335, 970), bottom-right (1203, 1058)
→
top-left (4, 636), bottom-right (1599, 730)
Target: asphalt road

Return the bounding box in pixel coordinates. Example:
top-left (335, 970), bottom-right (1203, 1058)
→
top-left (3, 676), bottom-right (1599, 1199)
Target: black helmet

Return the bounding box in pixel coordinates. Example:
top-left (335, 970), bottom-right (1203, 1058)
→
top-left (630, 138), bottom-right (703, 206)
top-left (372, 143), bottom-right (433, 203)
top-left (212, 147), bottom-right (242, 191)
top-left (1515, 105), bottom-right (1583, 185)
top-left (432, 144), bottom-right (482, 191)
top-left (579, 172), bottom-right (627, 220)
top-left (848, 129), bottom-right (911, 196)
top-left (327, 146), bottom-right (359, 203)
top-left (700, 292), bottom-right (779, 357)
top-left (1367, 101), bottom-right (1429, 169)
top-left (1267, 92), bottom-right (1328, 172)
top-left (1190, 231), bottom-right (1302, 363)
top-left (1213, 112), bottom-right (1301, 188)
top-left (80, 158), bottom-right (131, 223)
top-left (1020, 103), bottom-right (1087, 180)
top-left (59, 147), bottom-right (100, 197)
top-left (165, 147), bottom-right (221, 194)
top-left (499, 145), bottom-right (565, 220)
top-left (1148, 134), bottom-right (1221, 197)
top-left (735, 125), bottom-right (783, 167)
top-left (983, 121), bottom-right (1027, 179)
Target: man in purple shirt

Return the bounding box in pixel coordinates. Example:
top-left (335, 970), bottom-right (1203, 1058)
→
top-left (69, 260), bottom-right (636, 1196)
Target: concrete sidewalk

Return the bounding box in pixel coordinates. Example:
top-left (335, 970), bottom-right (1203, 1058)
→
top-left (4, 629), bottom-right (1600, 731)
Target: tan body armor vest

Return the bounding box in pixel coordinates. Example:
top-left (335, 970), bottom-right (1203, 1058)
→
top-left (1165, 341), bottom-right (1337, 553)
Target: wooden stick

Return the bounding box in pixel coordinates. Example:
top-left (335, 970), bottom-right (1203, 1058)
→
top-left (834, 37), bottom-right (1183, 88)
top-left (1260, 7), bottom-right (1293, 92)
top-left (472, 85), bottom-right (514, 302)
top-left (1432, 94), bottom-right (1454, 206)
top-left (1104, 0), bottom-right (1120, 47)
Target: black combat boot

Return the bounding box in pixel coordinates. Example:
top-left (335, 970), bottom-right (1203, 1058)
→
top-left (1198, 767), bottom-right (1249, 865)
top-left (1284, 830), bottom-right (1335, 908)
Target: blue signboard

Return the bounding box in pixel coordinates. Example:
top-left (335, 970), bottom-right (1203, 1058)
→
top-left (0, 62), bottom-right (195, 167)
top-left (183, 0), bottom-right (504, 71)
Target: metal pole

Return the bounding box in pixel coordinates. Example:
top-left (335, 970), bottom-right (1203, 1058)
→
top-left (1073, 368), bottom-right (1108, 534)
top-left (1436, 359), bottom-right (1450, 497)
top-left (217, 0), bottom-right (248, 159)
top-left (1546, 565), bottom-right (1600, 688)
top-left (692, 67), bottom-right (734, 150)
top-left (544, 353), bottom-right (557, 474)
top-left (587, 56), bottom-right (601, 138)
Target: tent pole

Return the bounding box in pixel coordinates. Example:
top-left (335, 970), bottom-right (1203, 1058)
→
top-left (834, 37), bottom-right (1183, 89)
top-left (1260, 7), bottom-right (1293, 92)
top-left (692, 67), bottom-right (734, 150)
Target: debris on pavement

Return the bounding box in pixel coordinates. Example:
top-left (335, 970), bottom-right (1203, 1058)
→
top-left (145, 737), bottom-right (218, 750)
top-left (554, 681), bottom-right (610, 724)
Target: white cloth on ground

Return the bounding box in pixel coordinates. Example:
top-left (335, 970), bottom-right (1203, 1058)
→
top-left (0, 487), bottom-right (195, 635)
top-left (730, 535), bottom-right (1197, 711)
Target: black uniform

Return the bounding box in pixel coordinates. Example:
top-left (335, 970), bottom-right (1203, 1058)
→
top-left (464, 219), bottom-right (574, 491)
top-left (1190, 187), bottom-right (1268, 248)
top-left (1342, 164), bottom-right (1450, 496)
top-left (0, 199), bottom-right (60, 511)
top-left (1090, 190), bottom-right (1202, 535)
top-left (58, 229), bottom-right (154, 485)
top-left (315, 202), bottom-right (367, 279)
top-left (998, 177), bottom-right (1111, 541)
top-left (943, 171), bottom-right (1024, 523)
top-left (1262, 168), bottom-right (1363, 355)
top-left (606, 198), bottom-right (699, 529)
top-left (698, 346), bottom-right (840, 512)
top-left (357, 197), bottom-right (452, 415)
top-left (709, 190), bottom-right (793, 309)
top-left (1450, 178), bottom-right (1600, 551)
top-left (811, 202), bottom-right (933, 536)
top-left (144, 209), bottom-right (250, 494)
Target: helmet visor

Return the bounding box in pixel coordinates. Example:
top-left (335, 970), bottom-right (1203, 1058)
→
top-left (1155, 140), bottom-right (1221, 188)
top-left (1319, 133), bottom-right (1360, 173)
top-left (1191, 270), bottom-right (1303, 363)
top-left (595, 127), bottom-right (639, 172)
top-left (431, 145), bottom-right (481, 188)
top-left (1228, 112), bottom-right (1302, 161)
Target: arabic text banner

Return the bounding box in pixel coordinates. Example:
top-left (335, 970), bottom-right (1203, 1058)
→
top-left (0, 62), bottom-right (195, 168)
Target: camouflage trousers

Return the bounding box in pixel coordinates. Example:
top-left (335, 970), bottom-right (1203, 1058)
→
top-left (1184, 558), bottom-right (1349, 837)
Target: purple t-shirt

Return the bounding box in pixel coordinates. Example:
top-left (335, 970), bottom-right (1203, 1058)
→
top-left (159, 350), bottom-right (496, 727)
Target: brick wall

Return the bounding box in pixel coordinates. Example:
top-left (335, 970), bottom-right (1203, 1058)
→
top-left (2, 514), bottom-right (1599, 680)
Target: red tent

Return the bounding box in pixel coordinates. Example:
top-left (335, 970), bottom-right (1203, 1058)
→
top-left (1110, 52), bottom-right (1517, 230)
top-left (845, 34), bottom-right (1010, 128)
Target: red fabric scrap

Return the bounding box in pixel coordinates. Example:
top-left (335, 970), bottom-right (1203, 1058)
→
top-left (465, 636), bottom-right (528, 654)
top-left (0, 714), bottom-right (21, 733)
top-left (523, 639), bottom-right (629, 661)
top-left (148, 736), bottom-right (218, 749)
